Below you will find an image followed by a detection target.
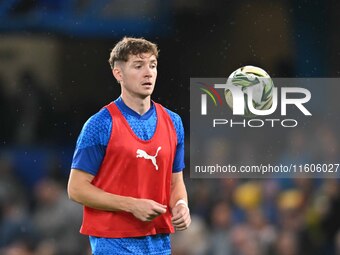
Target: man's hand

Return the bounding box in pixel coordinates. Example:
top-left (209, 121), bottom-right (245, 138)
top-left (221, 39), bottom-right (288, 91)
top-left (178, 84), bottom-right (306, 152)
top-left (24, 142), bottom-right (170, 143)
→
top-left (171, 204), bottom-right (191, 231)
top-left (129, 198), bottom-right (167, 222)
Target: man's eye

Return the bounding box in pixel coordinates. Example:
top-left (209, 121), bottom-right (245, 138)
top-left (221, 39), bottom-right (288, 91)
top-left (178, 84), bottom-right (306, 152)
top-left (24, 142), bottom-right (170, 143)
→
top-left (135, 65), bottom-right (142, 69)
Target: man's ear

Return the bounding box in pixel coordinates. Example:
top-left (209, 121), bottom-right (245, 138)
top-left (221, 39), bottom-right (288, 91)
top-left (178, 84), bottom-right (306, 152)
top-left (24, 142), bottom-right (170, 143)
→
top-left (112, 65), bottom-right (123, 83)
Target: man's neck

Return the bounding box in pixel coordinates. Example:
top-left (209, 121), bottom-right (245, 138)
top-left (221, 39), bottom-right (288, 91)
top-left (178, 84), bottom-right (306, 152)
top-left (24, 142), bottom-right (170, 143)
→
top-left (120, 93), bottom-right (151, 115)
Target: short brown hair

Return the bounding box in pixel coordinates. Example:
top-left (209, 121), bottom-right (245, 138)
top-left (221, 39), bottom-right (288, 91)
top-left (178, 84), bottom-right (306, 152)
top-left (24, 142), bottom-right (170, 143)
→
top-left (108, 37), bottom-right (159, 69)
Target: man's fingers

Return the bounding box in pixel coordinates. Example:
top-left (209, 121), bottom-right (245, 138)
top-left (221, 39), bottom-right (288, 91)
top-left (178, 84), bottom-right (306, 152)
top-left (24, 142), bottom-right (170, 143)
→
top-left (171, 205), bottom-right (191, 231)
top-left (175, 226), bottom-right (189, 231)
top-left (173, 216), bottom-right (191, 231)
top-left (172, 213), bottom-right (189, 225)
top-left (171, 210), bottom-right (188, 221)
top-left (171, 208), bottom-right (189, 222)
top-left (173, 219), bottom-right (191, 231)
top-left (153, 203), bottom-right (167, 214)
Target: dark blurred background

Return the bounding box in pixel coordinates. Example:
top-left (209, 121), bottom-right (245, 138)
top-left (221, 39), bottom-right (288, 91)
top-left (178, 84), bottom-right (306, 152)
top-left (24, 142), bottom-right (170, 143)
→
top-left (0, 0), bottom-right (339, 254)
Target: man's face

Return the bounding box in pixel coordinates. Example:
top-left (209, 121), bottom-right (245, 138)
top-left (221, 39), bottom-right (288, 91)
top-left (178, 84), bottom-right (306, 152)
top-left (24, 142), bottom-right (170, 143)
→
top-left (114, 53), bottom-right (157, 99)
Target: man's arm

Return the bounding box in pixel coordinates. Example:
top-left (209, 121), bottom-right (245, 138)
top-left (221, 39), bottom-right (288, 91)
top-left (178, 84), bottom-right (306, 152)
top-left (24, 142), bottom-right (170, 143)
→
top-left (170, 171), bottom-right (191, 231)
top-left (67, 169), bottom-right (167, 222)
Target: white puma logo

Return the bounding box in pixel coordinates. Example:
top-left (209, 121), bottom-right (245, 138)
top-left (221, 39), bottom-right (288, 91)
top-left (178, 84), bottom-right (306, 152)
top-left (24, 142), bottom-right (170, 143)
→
top-left (136, 146), bottom-right (162, 170)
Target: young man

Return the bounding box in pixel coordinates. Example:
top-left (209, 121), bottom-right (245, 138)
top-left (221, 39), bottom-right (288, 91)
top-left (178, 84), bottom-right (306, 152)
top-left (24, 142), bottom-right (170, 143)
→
top-left (67, 37), bottom-right (191, 255)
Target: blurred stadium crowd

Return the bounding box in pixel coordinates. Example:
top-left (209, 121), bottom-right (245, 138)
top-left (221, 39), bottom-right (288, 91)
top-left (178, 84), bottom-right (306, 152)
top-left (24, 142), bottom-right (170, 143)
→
top-left (1, 0), bottom-right (340, 255)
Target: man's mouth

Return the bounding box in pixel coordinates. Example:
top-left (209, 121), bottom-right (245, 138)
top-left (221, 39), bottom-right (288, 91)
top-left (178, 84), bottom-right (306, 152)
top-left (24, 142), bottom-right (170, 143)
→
top-left (142, 82), bottom-right (152, 86)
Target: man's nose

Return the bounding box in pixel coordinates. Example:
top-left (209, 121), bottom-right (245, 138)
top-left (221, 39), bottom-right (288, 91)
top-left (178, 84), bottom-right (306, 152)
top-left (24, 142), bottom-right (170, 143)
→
top-left (144, 66), bottom-right (153, 77)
